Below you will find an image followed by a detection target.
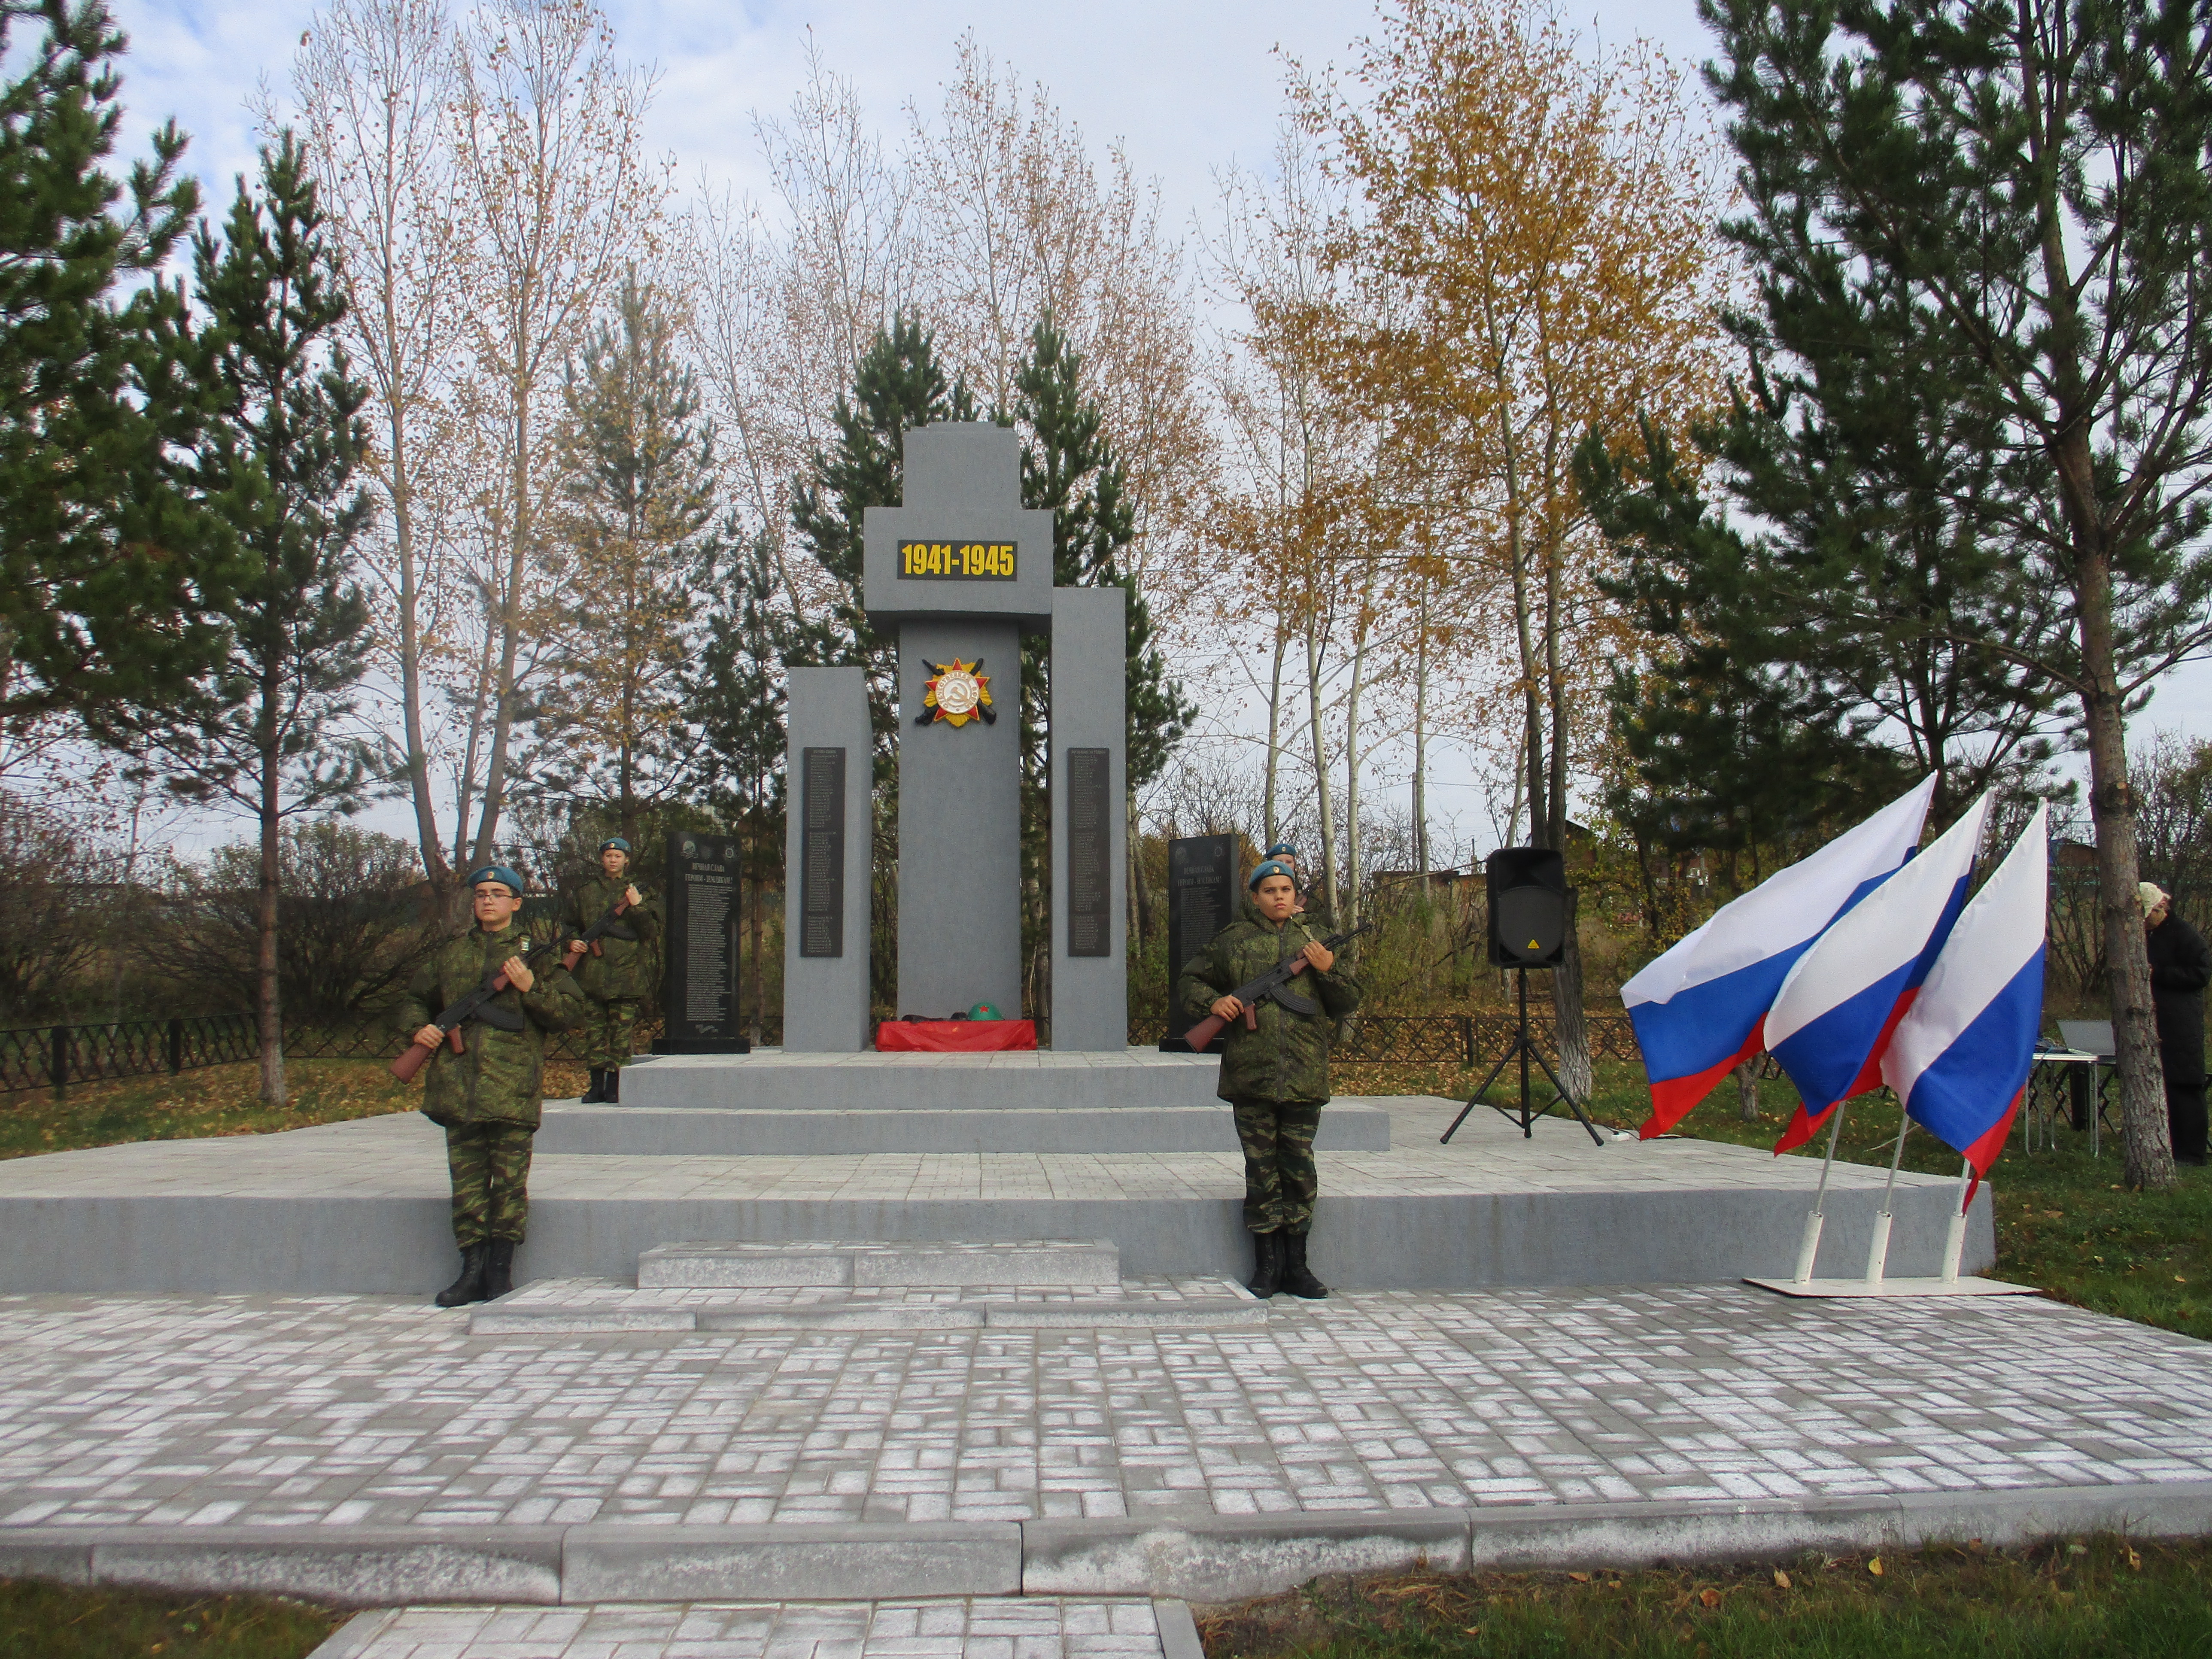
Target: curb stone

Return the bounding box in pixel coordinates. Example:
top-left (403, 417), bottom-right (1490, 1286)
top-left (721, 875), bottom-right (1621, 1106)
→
top-left (1154, 1598), bottom-right (1206, 1659)
top-left (1, 1481), bottom-right (2206, 1608)
top-left (306, 1608), bottom-right (400, 1659)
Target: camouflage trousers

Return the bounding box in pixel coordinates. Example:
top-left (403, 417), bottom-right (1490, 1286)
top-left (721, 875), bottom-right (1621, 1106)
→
top-left (582, 997), bottom-right (643, 1070)
top-left (445, 1121), bottom-right (535, 1247)
top-left (1231, 1097), bottom-right (1324, 1234)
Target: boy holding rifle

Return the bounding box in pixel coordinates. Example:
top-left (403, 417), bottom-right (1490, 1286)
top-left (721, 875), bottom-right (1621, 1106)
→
top-left (397, 866), bottom-right (586, 1307)
top-left (1175, 860), bottom-right (1361, 1299)
top-left (562, 837), bottom-right (660, 1103)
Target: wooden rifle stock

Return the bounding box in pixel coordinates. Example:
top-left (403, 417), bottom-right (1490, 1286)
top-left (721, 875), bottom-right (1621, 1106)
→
top-left (1180, 1001), bottom-right (1263, 1052)
top-left (562, 896), bottom-right (632, 970)
top-left (1178, 920), bottom-right (1373, 1052)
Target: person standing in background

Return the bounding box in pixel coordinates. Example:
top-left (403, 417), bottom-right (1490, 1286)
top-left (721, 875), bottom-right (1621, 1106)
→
top-left (2142, 882), bottom-right (2210, 1166)
top-left (565, 837), bottom-right (662, 1103)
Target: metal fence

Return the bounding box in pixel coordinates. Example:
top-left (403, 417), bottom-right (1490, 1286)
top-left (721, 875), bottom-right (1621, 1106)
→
top-left (0, 1015), bottom-right (683, 1098)
top-left (1133, 1011), bottom-right (1645, 1066)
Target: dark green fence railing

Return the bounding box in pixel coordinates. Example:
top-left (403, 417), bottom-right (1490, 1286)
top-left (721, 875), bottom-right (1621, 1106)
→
top-left (5, 1009), bottom-right (1647, 1100)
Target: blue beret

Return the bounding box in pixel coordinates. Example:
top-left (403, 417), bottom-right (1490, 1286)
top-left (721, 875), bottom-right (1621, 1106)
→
top-left (600, 837), bottom-right (631, 853)
top-left (469, 865), bottom-right (527, 893)
top-left (1266, 842), bottom-right (1299, 858)
top-left (1249, 859), bottom-right (1294, 890)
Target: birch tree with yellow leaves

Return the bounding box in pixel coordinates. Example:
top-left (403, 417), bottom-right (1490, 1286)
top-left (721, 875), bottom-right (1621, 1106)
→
top-left (1293, 0), bottom-right (1732, 1091)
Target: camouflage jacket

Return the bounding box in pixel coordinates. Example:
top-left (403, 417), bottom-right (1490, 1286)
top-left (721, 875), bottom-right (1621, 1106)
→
top-left (395, 921), bottom-right (587, 1129)
top-left (1175, 898), bottom-right (1362, 1105)
top-left (559, 874), bottom-right (663, 1002)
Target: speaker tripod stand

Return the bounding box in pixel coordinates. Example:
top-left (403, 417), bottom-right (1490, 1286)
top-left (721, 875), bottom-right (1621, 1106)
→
top-left (1440, 967), bottom-right (1607, 1147)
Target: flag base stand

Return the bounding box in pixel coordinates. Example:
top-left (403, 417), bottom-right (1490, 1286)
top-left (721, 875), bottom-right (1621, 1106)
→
top-left (1743, 1274), bottom-right (2039, 1299)
top-left (1754, 1130), bottom-right (2036, 1298)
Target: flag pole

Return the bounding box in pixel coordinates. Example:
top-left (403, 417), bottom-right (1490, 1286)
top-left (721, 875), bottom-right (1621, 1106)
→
top-left (1792, 1100), bottom-right (1850, 1284)
top-left (1864, 1100), bottom-right (1913, 1285)
top-left (1940, 1156), bottom-right (1972, 1283)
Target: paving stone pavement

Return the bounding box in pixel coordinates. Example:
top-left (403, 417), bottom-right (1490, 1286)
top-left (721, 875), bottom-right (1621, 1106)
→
top-left (1, 1284), bottom-right (2207, 1531)
top-left (328, 1597), bottom-right (1170, 1659)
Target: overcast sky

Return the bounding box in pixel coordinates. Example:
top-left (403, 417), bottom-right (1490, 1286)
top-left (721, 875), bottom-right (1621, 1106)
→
top-left (96, 0), bottom-right (2212, 856)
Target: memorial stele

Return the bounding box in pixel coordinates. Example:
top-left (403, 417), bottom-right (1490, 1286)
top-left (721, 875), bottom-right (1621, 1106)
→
top-left (781, 421), bottom-right (1127, 1051)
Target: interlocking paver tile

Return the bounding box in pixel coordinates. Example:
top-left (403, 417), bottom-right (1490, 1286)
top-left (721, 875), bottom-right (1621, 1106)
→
top-left (337, 1601), bottom-right (1167, 1659)
top-left (0, 1286), bottom-right (2205, 1531)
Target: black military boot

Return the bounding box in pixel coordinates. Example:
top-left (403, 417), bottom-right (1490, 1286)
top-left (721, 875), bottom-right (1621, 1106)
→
top-left (434, 1244), bottom-right (489, 1308)
top-left (579, 1069), bottom-right (607, 1104)
top-left (605, 1066), bottom-right (620, 1103)
top-left (484, 1240), bottom-right (516, 1300)
top-left (1280, 1230), bottom-right (1329, 1300)
top-left (1247, 1230), bottom-right (1283, 1298)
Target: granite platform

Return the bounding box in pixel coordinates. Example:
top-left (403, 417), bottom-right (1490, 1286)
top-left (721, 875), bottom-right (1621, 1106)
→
top-left (0, 1090), bottom-right (1990, 1296)
top-left (620, 1049), bottom-right (1230, 1113)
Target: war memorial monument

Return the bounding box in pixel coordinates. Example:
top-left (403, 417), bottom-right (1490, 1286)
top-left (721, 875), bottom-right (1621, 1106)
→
top-left (0, 426), bottom-right (2202, 1648)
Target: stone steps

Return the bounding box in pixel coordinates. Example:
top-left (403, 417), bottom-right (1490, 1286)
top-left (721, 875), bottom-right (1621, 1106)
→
top-left (640, 1237), bottom-right (1121, 1287)
top-left (322, 1596), bottom-right (1201, 1659)
top-left (534, 1102), bottom-right (1392, 1155)
top-left (469, 1237), bottom-right (1268, 1334)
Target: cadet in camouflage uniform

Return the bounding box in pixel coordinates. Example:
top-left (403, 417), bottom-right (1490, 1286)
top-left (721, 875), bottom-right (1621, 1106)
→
top-left (1175, 860), bottom-right (1361, 1299)
top-left (399, 865), bottom-right (587, 1307)
top-left (561, 837), bottom-right (661, 1103)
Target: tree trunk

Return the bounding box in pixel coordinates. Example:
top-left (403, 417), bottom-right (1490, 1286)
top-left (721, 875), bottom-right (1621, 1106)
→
top-left (1304, 618), bottom-right (1338, 921)
top-left (1549, 884), bottom-right (1592, 1100)
top-left (1263, 623), bottom-right (1288, 847)
top-left (1412, 582), bottom-right (1429, 877)
top-left (471, 356), bottom-right (534, 867)
top-left (1540, 533), bottom-right (1591, 1103)
top-left (389, 422), bottom-right (449, 900)
top-left (1733, 1056), bottom-right (1760, 1123)
top-left (2076, 546), bottom-right (2175, 1191)
top-left (1342, 570), bottom-right (1375, 932)
top-left (256, 691), bottom-right (286, 1110)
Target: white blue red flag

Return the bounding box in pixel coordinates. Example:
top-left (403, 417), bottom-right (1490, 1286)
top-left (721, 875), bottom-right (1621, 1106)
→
top-left (1763, 790), bottom-right (1991, 1152)
top-left (1620, 776), bottom-right (1936, 1139)
top-left (1881, 802), bottom-right (2047, 1210)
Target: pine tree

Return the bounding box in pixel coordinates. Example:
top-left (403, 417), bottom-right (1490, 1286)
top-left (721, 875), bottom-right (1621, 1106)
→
top-left (792, 313), bottom-right (978, 738)
top-left (1697, 0), bottom-right (2212, 1189)
top-left (0, 0), bottom-right (234, 724)
top-left (1012, 315), bottom-right (1194, 1011)
top-left (689, 529), bottom-right (815, 1043)
top-left (96, 134), bottom-right (373, 1108)
top-left (790, 314), bottom-right (975, 1012)
top-left (527, 273), bottom-right (716, 845)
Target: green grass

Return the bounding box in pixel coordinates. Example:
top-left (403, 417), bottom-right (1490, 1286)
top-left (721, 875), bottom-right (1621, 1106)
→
top-left (1197, 1535), bottom-right (2212, 1659)
top-left (1339, 1057), bottom-right (2212, 1342)
top-left (0, 1055), bottom-right (594, 1162)
top-left (0, 1580), bottom-right (341, 1659)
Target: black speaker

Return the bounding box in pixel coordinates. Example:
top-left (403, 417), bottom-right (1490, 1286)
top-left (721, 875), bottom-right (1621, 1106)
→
top-left (1486, 848), bottom-right (1567, 968)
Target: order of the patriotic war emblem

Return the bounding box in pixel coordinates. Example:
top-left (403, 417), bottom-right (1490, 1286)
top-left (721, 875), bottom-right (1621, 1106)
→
top-left (917, 657), bottom-right (995, 727)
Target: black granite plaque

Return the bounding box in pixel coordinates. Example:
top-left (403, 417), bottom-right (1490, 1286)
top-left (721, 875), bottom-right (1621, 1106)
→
top-left (1161, 833), bottom-right (1239, 1052)
top-left (801, 746), bottom-right (845, 959)
top-left (1066, 747), bottom-right (1112, 958)
top-left (653, 830), bottom-right (751, 1054)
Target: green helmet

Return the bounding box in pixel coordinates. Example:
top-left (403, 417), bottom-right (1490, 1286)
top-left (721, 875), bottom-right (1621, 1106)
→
top-left (968, 1000), bottom-right (1003, 1021)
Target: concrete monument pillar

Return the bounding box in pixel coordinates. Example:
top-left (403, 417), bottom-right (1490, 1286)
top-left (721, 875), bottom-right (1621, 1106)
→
top-left (1049, 586), bottom-right (1127, 1048)
top-left (782, 666), bottom-right (873, 1051)
top-left (863, 423), bottom-right (1053, 1019)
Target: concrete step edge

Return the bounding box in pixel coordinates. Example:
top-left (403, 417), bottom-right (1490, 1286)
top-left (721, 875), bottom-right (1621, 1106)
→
top-left (5, 1482), bottom-right (2206, 1608)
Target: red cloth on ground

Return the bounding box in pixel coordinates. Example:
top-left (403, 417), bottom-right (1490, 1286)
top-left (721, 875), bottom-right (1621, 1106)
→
top-left (875, 1019), bottom-right (1038, 1052)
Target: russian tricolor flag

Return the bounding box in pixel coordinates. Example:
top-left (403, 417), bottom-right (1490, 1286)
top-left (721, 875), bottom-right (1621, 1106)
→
top-left (1881, 803), bottom-right (2047, 1210)
top-left (1621, 775), bottom-right (1935, 1139)
top-left (1764, 791), bottom-right (1992, 1152)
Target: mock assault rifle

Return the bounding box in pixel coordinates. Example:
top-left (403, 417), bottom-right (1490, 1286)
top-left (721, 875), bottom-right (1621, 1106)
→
top-left (389, 898), bottom-right (632, 1082)
top-left (1181, 919), bottom-right (1374, 1051)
